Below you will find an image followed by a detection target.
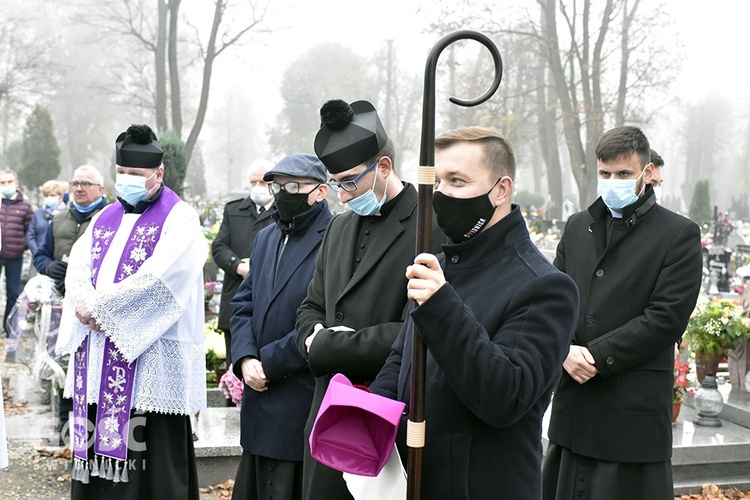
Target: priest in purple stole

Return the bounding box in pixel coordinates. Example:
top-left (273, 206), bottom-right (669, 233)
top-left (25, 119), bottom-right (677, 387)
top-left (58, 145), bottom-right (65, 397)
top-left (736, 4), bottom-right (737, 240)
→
top-left (56, 124), bottom-right (207, 499)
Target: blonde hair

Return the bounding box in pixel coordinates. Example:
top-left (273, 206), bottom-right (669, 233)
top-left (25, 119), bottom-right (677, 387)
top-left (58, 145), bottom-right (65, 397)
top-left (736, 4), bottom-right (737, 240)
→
top-left (41, 180), bottom-right (63, 197)
top-left (435, 126), bottom-right (516, 180)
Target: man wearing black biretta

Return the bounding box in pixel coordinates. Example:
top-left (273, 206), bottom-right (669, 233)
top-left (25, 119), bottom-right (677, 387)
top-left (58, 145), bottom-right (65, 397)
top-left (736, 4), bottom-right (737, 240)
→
top-left (295, 100), bottom-right (444, 500)
top-left (60, 123), bottom-right (208, 499)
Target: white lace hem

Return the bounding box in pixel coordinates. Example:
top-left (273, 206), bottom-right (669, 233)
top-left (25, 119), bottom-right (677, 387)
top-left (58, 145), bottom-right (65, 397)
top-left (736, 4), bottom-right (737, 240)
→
top-left (64, 335), bottom-right (206, 415)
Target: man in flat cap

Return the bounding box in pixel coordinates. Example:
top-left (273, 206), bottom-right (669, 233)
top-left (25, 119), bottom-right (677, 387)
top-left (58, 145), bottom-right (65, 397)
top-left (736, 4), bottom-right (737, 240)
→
top-left (230, 153), bottom-right (333, 500)
top-left (56, 124), bottom-right (207, 499)
top-left (295, 99), bottom-right (444, 499)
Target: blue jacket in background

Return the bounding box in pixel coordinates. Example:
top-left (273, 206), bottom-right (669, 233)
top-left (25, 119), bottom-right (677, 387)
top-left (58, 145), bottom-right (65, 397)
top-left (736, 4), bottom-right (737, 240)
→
top-left (26, 203), bottom-right (65, 256)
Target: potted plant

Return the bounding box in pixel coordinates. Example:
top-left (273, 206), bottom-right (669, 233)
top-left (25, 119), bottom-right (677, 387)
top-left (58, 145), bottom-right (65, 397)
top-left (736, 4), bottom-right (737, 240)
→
top-left (673, 353), bottom-right (693, 423)
top-left (204, 281), bottom-right (220, 316)
top-left (685, 298), bottom-right (750, 383)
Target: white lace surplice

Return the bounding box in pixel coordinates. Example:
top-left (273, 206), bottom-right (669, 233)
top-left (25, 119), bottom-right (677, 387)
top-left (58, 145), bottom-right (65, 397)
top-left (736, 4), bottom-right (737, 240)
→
top-left (57, 200), bottom-right (208, 415)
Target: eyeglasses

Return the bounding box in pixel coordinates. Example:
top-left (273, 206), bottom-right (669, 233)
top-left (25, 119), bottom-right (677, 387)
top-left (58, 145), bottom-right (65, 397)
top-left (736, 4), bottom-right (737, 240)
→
top-left (268, 181), bottom-right (320, 195)
top-left (70, 181), bottom-right (101, 189)
top-left (326, 158), bottom-right (381, 193)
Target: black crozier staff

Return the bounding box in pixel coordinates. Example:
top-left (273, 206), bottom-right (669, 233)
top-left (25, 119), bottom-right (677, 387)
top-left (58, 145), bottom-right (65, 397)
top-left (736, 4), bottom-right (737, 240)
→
top-left (407, 29), bottom-right (503, 500)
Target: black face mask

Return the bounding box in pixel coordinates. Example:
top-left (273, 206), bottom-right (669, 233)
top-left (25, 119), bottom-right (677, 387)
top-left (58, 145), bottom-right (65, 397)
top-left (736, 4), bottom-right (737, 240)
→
top-left (432, 183), bottom-right (498, 243)
top-left (274, 190), bottom-right (313, 222)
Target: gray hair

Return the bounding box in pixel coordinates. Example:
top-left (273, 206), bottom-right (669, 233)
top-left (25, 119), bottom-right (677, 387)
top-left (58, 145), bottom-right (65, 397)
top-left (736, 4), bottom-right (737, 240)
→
top-left (73, 164), bottom-right (105, 185)
top-left (0, 170), bottom-right (18, 181)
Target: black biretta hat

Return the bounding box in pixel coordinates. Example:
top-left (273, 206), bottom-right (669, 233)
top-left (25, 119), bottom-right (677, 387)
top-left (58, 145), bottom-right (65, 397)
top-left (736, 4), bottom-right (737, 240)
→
top-left (115, 124), bottom-right (163, 169)
top-left (313, 100), bottom-right (388, 174)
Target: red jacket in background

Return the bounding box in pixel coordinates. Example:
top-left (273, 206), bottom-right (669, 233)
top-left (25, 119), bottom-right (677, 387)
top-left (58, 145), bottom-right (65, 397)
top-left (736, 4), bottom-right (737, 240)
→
top-left (0, 191), bottom-right (34, 259)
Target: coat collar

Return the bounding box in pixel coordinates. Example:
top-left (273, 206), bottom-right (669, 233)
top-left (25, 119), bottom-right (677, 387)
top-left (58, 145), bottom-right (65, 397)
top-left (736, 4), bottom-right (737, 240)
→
top-left (266, 201), bottom-right (332, 304)
top-left (441, 204), bottom-right (529, 267)
top-left (238, 195), bottom-right (275, 217)
top-left (588, 184), bottom-right (657, 228)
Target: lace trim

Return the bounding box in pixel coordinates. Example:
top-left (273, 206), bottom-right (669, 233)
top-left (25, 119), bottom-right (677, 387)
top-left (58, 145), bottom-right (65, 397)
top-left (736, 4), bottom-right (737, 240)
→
top-left (65, 336), bottom-right (205, 415)
top-left (90, 272), bottom-right (184, 363)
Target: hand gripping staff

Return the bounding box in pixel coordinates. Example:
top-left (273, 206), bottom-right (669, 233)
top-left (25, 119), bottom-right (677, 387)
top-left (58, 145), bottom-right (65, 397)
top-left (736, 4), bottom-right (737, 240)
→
top-left (408, 30), bottom-right (503, 500)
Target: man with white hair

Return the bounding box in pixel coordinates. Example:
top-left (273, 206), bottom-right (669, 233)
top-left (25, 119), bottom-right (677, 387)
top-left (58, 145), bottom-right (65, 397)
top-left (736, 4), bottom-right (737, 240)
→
top-left (34, 164), bottom-right (109, 445)
top-left (34, 164), bottom-right (109, 295)
top-left (211, 159), bottom-right (276, 366)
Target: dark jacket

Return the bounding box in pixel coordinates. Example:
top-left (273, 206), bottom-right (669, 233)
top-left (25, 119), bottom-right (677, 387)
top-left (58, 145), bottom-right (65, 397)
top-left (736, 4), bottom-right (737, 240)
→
top-left (212, 196), bottom-right (275, 332)
top-left (34, 197), bottom-right (109, 274)
top-left (26, 204), bottom-right (63, 256)
top-left (295, 183), bottom-right (445, 500)
top-left (230, 200), bottom-right (332, 461)
top-left (0, 191), bottom-right (33, 259)
top-left (547, 188), bottom-right (702, 463)
top-left (369, 206), bottom-right (579, 499)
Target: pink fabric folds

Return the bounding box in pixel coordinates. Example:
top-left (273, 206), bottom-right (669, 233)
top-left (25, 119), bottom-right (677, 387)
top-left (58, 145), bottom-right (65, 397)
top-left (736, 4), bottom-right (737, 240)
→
top-left (309, 373), bottom-right (406, 477)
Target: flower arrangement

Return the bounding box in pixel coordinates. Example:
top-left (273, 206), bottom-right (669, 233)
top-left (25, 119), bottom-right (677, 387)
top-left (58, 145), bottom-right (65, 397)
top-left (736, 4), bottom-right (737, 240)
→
top-left (685, 298), bottom-right (750, 356)
top-left (204, 318), bottom-right (227, 372)
top-left (202, 223), bottom-right (221, 242)
top-left (674, 356), bottom-right (693, 403)
top-left (204, 281), bottom-right (219, 301)
top-left (219, 366), bottom-right (244, 407)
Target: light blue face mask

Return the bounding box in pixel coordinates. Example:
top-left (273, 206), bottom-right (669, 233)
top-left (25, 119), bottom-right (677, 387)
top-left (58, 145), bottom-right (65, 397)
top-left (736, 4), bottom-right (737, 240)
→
top-left (1, 187), bottom-right (16, 198)
top-left (44, 196), bottom-right (59, 208)
top-left (115, 172), bottom-right (157, 206)
top-left (597, 168), bottom-right (645, 210)
top-left (346, 165), bottom-right (389, 216)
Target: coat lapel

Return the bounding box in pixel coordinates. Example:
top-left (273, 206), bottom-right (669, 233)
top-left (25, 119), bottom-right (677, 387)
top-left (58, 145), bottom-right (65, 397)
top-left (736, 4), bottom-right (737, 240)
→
top-left (269, 214), bottom-right (329, 304)
top-left (340, 187), bottom-right (416, 298)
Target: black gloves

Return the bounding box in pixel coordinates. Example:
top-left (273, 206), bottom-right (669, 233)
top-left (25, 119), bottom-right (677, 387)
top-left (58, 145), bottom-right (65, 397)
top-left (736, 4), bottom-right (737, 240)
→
top-left (46, 261), bottom-right (68, 295)
top-left (46, 261), bottom-right (68, 281)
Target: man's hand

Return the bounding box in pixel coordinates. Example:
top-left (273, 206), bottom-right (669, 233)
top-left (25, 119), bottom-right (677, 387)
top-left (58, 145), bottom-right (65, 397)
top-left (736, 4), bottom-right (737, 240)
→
top-left (236, 258), bottom-right (250, 278)
top-left (563, 345), bottom-right (598, 384)
top-left (305, 323), bottom-right (325, 353)
top-left (46, 260), bottom-right (68, 281)
top-left (406, 253), bottom-right (446, 305)
top-left (75, 300), bottom-right (103, 331)
top-left (241, 357), bottom-right (268, 392)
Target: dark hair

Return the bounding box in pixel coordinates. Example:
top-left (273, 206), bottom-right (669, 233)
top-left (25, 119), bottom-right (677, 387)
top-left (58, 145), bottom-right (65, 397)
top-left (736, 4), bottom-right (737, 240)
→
top-left (435, 126), bottom-right (516, 179)
top-left (364, 137), bottom-right (397, 174)
top-left (595, 126), bottom-right (651, 167)
top-left (650, 149), bottom-right (664, 168)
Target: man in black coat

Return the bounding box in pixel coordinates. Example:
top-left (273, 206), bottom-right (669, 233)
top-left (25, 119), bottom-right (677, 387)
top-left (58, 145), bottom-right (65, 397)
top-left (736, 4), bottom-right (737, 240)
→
top-left (369, 126), bottom-right (578, 499)
top-left (295, 99), bottom-right (444, 500)
top-left (542, 126), bottom-right (703, 500)
top-left (212, 159), bottom-right (276, 365)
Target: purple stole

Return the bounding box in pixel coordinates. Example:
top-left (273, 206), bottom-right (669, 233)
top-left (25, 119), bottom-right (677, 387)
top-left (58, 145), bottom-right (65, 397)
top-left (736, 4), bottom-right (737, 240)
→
top-left (71, 188), bottom-right (180, 484)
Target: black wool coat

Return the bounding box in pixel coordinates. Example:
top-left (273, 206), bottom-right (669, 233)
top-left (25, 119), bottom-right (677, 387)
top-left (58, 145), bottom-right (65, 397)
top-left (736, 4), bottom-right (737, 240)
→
top-left (370, 206), bottom-right (579, 500)
top-left (547, 189), bottom-right (703, 463)
top-left (295, 184), bottom-right (445, 500)
top-left (211, 196), bottom-right (275, 332)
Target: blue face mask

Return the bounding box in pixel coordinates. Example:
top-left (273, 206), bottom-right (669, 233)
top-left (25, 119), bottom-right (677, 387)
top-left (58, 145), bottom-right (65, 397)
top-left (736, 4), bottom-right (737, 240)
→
top-left (346, 167), bottom-right (389, 216)
top-left (1, 187), bottom-right (16, 198)
top-left (597, 169), bottom-right (645, 210)
top-left (71, 199), bottom-right (99, 213)
top-left (115, 172), bottom-right (157, 206)
top-left (44, 196), bottom-right (59, 208)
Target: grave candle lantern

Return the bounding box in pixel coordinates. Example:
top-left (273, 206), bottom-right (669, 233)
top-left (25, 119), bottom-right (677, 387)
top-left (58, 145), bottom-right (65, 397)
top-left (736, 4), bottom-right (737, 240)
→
top-left (693, 373), bottom-right (723, 427)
